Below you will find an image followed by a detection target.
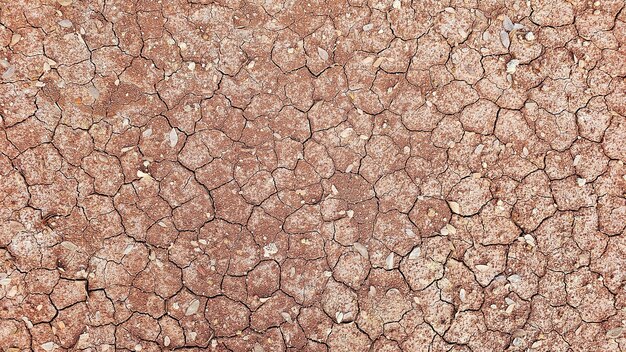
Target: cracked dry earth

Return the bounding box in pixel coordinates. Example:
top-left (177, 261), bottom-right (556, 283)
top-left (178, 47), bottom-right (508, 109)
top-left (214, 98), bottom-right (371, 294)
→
top-left (1, 0), bottom-right (626, 352)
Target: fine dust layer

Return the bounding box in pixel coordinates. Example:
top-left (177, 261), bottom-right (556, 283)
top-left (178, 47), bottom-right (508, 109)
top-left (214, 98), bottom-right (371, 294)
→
top-left (0, 0), bottom-right (625, 351)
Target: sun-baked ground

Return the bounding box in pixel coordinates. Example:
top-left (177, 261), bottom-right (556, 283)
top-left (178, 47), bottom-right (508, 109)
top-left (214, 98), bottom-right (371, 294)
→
top-left (0, 0), bottom-right (625, 351)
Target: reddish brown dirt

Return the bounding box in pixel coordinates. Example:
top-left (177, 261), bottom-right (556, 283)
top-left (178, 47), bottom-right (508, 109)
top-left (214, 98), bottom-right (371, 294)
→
top-left (0, 0), bottom-right (625, 351)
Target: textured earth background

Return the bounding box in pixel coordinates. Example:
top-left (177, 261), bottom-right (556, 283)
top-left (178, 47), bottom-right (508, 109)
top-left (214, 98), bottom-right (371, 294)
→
top-left (0, 0), bottom-right (625, 351)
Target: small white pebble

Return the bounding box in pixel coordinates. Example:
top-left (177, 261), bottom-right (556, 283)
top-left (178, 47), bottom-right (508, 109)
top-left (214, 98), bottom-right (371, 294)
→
top-left (506, 59), bottom-right (520, 74)
top-left (137, 170), bottom-right (151, 179)
top-left (607, 327), bottom-right (624, 339)
top-left (169, 128), bottom-right (178, 147)
top-left (185, 299), bottom-right (200, 316)
top-left (353, 242), bottom-right (369, 259)
top-left (524, 234), bottom-right (536, 247)
top-left (335, 311), bottom-right (344, 323)
top-left (408, 247), bottom-right (421, 260)
top-left (505, 304), bottom-right (515, 314)
top-left (508, 274), bottom-right (522, 283)
top-left (58, 19), bottom-right (73, 28)
top-left (317, 47), bottom-right (329, 61)
top-left (503, 15), bottom-right (514, 31)
top-left (448, 201), bottom-right (461, 214)
top-left (573, 154), bottom-right (582, 166)
top-left (500, 30), bottom-right (510, 49)
top-left (41, 342), bottom-right (55, 352)
top-left (385, 252), bottom-right (394, 270)
top-left (476, 264), bottom-right (491, 271)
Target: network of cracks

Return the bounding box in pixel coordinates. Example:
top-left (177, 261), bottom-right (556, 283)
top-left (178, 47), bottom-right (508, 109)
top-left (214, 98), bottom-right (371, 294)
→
top-left (0, 0), bottom-right (625, 351)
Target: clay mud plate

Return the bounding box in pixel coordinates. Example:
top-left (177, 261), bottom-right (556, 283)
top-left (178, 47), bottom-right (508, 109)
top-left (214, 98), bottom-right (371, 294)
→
top-left (0, 0), bottom-right (625, 351)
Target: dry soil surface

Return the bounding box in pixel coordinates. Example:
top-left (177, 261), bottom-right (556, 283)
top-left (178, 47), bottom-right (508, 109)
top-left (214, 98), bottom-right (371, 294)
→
top-left (0, 0), bottom-right (625, 351)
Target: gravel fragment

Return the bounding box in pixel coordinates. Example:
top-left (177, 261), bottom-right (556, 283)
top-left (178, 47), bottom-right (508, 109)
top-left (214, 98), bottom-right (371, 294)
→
top-left (373, 57), bottom-right (385, 67)
top-left (573, 154), bottom-right (581, 166)
top-left (317, 47), bottom-right (329, 61)
top-left (185, 299), bottom-right (200, 316)
top-left (607, 327), bottom-right (623, 339)
top-left (448, 201), bottom-right (461, 214)
top-left (58, 19), bottom-right (73, 28)
top-left (408, 247), bottom-right (421, 260)
top-left (88, 86), bottom-right (100, 100)
top-left (500, 31), bottom-right (510, 49)
top-left (2, 65), bottom-right (15, 80)
top-left (475, 264), bottom-right (490, 271)
top-left (385, 252), bottom-right (394, 270)
top-left (136, 170), bottom-right (151, 179)
top-left (41, 342), bottom-right (55, 351)
top-left (335, 311), bottom-right (344, 323)
top-left (505, 303), bottom-right (515, 314)
top-left (60, 241), bottom-right (79, 251)
top-left (10, 34), bottom-right (21, 46)
top-left (508, 274), bottom-right (522, 283)
top-left (353, 242), bottom-right (369, 259)
top-left (263, 243), bottom-right (278, 257)
top-left (169, 128), bottom-right (178, 147)
top-left (523, 234), bottom-right (536, 247)
top-left (506, 59), bottom-right (520, 74)
top-left (281, 311), bottom-right (292, 323)
top-left (503, 16), bottom-right (514, 31)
